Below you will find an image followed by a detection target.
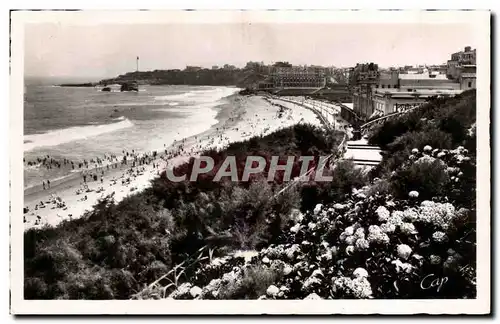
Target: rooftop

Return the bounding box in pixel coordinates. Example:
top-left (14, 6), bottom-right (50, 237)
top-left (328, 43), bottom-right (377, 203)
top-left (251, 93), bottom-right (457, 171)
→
top-left (399, 73), bottom-right (448, 80)
top-left (374, 88), bottom-right (463, 97)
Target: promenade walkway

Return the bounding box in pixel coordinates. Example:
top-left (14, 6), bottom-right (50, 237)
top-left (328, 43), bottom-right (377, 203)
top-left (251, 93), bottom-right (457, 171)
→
top-left (343, 138), bottom-right (382, 167)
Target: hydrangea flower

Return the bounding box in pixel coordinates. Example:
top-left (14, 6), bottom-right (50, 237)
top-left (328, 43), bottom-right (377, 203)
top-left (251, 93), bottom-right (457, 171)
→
top-left (355, 238), bottom-right (370, 251)
top-left (409, 191), bottom-right (419, 198)
top-left (416, 155), bottom-right (437, 165)
top-left (266, 285), bottom-right (280, 297)
top-left (388, 213), bottom-right (403, 227)
top-left (420, 200), bottom-right (434, 207)
top-left (368, 225), bottom-right (381, 234)
top-left (345, 235), bottom-right (356, 245)
top-left (376, 206), bottom-right (390, 222)
top-left (332, 276), bottom-right (372, 299)
top-left (380, 223), bottom-right (396, 233)
top-left (429, 255), bottom-right (442, 265)
top-left (290, 223), bottom-right (301, 233)
top-left (353, 267), bottom-right (369, 278)
top-left (397, 244), bottom-right (412, 260)
top-left (400, 222), bottom-right (418, 235)
top-left (313, 204), bottom-right (323, 215)
top-left (402, 208), bottom-right (419, 222)
top-left (355, 227), bottom-right (365, 239)
top-left (437, 152), bottom-right (446, 158)
top-left (351, 277), bottom-right (373, 298)
top-left (424, 145), bottom-right (432, 152)
top-left (367, 231), bottom-right (390, 245)
top-left (345, 245), bottom-right (355, 255)
top-left (308, 222), bottom-right (317, 231)
top-left (411, 148), bottom-right (419, 154)
top-left (344, 226), bottom-right (355, 236)
top-left (432, 231), bottom-right (448, 243)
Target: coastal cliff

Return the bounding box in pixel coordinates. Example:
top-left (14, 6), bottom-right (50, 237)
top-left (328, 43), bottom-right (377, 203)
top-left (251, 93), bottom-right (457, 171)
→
top-left (98, 68), bottom-right (264, 88)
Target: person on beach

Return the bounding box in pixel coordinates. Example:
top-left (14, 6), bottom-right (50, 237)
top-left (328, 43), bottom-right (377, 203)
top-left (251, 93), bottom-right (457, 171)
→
top-left (47, 180), bottom-right (50, 189)
top-left (42, 181), bottom-right (46, 190)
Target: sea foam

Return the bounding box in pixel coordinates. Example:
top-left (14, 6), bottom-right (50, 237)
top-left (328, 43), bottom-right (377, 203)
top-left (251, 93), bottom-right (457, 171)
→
top-left (24, 118), bottom-right (134, 152)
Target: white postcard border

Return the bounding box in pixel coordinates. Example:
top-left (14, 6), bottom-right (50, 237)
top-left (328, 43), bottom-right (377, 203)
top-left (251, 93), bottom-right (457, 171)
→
top-left (10, 9), bottom-right (491, 315)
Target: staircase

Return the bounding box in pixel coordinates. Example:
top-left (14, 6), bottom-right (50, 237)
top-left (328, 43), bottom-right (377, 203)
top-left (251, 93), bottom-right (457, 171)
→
top-left (343, 139), bottom-right (382, 167)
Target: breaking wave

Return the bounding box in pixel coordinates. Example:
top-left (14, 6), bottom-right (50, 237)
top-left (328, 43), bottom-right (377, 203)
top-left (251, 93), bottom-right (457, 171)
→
top-left (24, 118), bottom-right (134, 152)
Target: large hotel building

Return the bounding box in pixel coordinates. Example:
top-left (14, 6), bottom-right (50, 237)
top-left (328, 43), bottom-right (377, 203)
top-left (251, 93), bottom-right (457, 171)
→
top-left (352, 46), bottom-right (477, 119)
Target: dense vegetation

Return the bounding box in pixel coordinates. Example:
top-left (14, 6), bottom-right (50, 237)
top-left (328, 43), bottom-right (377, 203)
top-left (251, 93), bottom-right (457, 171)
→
top-left (159, 89), bottom-right (477, 300)
top-left (24, 124), bottom-right (353, 299)
top-left (24, 90), bottom-right (478, 300)
top-left (368, 89), bottom-right (476, 208)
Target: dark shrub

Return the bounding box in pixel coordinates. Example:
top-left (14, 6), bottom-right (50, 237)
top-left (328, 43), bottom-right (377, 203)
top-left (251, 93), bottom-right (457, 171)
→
top-left (391, 159), bottom-right (450, 200)
top-left (219, 265), bottom-right (283, 299)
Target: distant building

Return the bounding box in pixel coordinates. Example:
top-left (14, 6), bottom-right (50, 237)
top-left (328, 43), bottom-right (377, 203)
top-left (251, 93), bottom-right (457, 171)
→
top-left (447, 46), bottom-right (476, 80)
top-left (211, 65), bottom-right (219, 70)
top-left (271, 66), bottom-right (326, 88)
top-left (185, 66), bottom-right (202, 72)
top-left (458, 64), bottom-right (477, 90)
top-left (353, 68), bottom-right (464, 119)
top-left (372, 88), bottom-right (463, 116)
top-left (398, 71), bottom-right (460, 91)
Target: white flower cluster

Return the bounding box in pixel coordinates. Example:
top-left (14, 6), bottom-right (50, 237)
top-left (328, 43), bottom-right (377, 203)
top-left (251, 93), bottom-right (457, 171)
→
top-left (340, 225), bottom-right (370, 251)
top-left (367, 225), bottom-right (390, 245)
top-left (415, 155), bottom-right (436, 165)
top-left (332, 274), bottom-right (373, 299)
top-left (396, 244), bottom-right (412, 260)
top-left (409, 191), bottom-right (419, 198)
top-left (417, 201), bottom-right (457, 230)
top-left (400, 222), bottom-right (418, 235)
top-left (376, 206), bottom-right (390, 222)
top-left (432, 231), bottom-right (449, 243)
top-left (374, 209), bottom-right (419, 237)
top-left (388, 201), bottom-right (460, 232)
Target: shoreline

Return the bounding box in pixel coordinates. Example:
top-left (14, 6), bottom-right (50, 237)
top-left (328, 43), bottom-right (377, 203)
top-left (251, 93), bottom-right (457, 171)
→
top-left (23, 94), bottom-right (323, 230)
top-left (23, 91), bottom-right (241, 195)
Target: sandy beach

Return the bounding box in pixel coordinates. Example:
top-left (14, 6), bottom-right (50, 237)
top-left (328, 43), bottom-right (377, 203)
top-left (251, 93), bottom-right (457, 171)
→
top-left (23, 94), bottom-right (324, 230)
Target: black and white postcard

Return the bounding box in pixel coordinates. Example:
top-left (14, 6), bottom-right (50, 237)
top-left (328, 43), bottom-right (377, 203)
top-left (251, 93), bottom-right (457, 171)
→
top-left (9, 9), bottom-right (491, 315)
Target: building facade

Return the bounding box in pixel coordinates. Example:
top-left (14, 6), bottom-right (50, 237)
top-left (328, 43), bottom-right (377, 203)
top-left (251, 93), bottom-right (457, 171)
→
top-left (447, 46), bottom-right (476, 80)
top-left (354, 69), bottom-right (464, 119)
top-left (271, 66), bottom-right (326, 88)
top-left (372, 89), bottom-right (464, 116)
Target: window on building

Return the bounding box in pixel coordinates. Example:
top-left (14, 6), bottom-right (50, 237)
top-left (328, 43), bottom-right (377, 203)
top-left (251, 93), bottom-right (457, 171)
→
top-left (407, 89), bottom-right (412, 92)
top-left (381, 85), bottom-right (385, 88)
top-left (468, 81), bottom-right (472, 88)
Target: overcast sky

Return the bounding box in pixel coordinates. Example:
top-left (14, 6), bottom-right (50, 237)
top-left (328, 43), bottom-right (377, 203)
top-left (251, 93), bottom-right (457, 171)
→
top-left (24, 23), bottom-right (480, 80)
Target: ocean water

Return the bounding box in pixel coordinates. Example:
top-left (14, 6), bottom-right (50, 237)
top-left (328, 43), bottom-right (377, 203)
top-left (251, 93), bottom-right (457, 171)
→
top-left (23, 82), bottom-right (240, 188)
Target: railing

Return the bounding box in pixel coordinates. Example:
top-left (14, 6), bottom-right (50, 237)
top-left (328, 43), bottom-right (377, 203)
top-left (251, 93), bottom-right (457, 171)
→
top-left (359, 103), bottom-right (425, 130)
